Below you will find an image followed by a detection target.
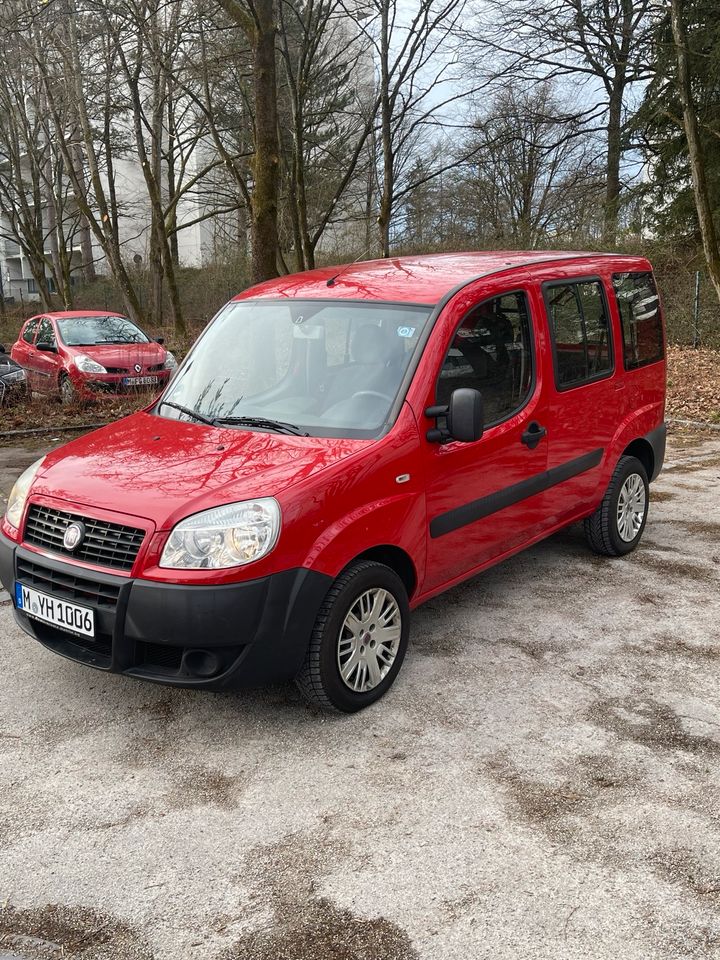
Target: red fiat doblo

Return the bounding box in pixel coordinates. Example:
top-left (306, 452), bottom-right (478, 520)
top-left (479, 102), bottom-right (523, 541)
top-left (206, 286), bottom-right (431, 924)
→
top-left (0, 252), bottom-right (666, 712)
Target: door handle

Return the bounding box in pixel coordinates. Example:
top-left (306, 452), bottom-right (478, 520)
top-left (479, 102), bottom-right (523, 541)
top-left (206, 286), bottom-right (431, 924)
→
top-left (521, 421), bottom-right (547, 449)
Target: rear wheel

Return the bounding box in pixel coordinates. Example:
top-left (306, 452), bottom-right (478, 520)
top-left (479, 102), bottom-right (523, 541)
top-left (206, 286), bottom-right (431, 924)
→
top-left (296, 560), bottom-right (410, 712)
top-left (584, 455), bottom-right (649, 556)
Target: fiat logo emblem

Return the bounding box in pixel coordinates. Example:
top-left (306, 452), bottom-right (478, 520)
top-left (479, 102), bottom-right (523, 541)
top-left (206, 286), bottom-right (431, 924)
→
top-left (63, 522), bottom-right (85, 552)
top-left (134, 363), bottom-right (142, 373)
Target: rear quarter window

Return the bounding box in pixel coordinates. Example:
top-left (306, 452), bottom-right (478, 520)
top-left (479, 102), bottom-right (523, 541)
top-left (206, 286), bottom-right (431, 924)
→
top-left (612, 272), bottom-right (664, 370)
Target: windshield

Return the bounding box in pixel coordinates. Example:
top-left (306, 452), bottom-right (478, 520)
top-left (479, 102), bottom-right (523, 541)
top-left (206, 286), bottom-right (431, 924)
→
top-left (57, 316), bottom-right (150, 346)
top-left (157, 299), bottom-right (432, 438)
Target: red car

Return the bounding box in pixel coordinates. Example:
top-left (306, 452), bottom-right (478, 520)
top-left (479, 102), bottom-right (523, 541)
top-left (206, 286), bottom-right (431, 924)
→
top-left (10, 310), bottom-right (176, 403)
top-left (0, 253), bottom-right (666, 712)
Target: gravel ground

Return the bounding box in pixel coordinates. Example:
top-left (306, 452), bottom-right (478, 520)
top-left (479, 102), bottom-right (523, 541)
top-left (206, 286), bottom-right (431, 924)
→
top-left (0, 434), bottom-right (719, 960)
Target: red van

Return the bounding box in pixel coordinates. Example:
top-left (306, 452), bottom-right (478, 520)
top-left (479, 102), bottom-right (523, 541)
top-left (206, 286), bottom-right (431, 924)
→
top-left (0, 253), bottom-right (666, 712)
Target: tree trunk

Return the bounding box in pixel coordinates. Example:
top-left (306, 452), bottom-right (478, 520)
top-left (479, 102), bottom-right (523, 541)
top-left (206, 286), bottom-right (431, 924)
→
top-left (671, 0), bottom-right (720, 306)
top-left (377, 0), bottom-right (392, 258)
top-left (250, 0), bottom-right (280, 281)
top-left (603, 83), bottom-right (624, 247)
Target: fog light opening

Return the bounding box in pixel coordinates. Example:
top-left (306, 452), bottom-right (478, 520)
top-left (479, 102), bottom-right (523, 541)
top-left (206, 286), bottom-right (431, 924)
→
top-left (182, 649), bottom-right (221, 678)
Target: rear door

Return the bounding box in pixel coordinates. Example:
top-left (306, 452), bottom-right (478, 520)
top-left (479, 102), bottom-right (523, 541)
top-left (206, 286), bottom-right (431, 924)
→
top-left (535, 270), bottom-right (622, 524)
top-left (419, 279), bottom-right (552, 594)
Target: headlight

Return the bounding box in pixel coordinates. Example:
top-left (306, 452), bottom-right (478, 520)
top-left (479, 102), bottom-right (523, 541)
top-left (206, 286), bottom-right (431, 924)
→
top-left (75, 354), bottom-right (107, 374)
top-left (163, 351), bottom-right (177, 370)
top-left (159, 498), bottom-right (281, 569)
top-left (5, 457), bottom-right (45, 530)
top-left (4, 369), bottom-right (25, 383)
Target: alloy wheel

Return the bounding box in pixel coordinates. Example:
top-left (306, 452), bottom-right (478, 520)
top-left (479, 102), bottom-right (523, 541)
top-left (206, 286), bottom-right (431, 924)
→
top-left (337, 588), bottom-right (402, 693)
top-left (616, 472), bottom-right (646, 542)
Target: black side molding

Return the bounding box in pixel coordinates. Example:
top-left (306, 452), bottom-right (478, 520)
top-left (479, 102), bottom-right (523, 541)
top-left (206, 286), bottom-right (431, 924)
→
top-left (430, 448), bottom-right (604, 539)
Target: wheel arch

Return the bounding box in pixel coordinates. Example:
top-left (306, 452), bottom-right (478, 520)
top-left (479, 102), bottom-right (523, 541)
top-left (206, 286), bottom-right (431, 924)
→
top-left (621, 437), bottom-right (654, 482)
top-left (350, 545), bottom-right (418, 600)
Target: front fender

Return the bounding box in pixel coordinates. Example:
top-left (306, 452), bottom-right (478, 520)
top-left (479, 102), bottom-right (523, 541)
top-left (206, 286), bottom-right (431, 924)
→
top-left (303, 490), bottom-right (427, 592)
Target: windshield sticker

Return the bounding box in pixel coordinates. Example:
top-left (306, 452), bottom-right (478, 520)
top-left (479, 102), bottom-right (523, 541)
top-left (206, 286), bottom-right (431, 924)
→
top-left (397, 326), bottom-right (416, 338)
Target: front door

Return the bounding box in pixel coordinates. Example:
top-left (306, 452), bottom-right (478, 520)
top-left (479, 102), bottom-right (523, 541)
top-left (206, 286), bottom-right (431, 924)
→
top-left (12, 317), bottom-right (41, 389)
top-left (30, 317), bottom-right (61, 394)
top-left (420, 283), bottom-right (551, 595)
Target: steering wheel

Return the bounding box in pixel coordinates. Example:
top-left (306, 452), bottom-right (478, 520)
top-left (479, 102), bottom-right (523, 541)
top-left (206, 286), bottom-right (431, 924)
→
top-left (351, 390), bottom-right (394, 403)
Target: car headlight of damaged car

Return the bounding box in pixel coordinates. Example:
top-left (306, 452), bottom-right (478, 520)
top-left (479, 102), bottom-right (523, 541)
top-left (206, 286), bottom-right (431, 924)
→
top-left (75, 354), bottom-right (107, 374)
top-left (160, 499), bottom-right (281, 569)
top-left (163, 351), bottom-right (178, 370)
top-left (5, 457), bottom-right (45, 530)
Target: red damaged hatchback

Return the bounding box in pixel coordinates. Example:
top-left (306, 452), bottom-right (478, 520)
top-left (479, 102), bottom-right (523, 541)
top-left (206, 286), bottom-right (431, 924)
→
top-left (10, 311), bottom-right (176, 403)
top-left (0, 253), bottom-right (666, 712)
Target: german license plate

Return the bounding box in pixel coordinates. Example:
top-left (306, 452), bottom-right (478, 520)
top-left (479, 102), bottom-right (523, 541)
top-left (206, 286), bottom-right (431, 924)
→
top-left (15, 582), bottom-right (95, 638)
top-left (123, 375), bottom-right (159, 386)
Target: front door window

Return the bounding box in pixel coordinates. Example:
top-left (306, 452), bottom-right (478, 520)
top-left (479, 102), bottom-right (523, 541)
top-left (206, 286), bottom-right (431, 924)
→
top-left (437, 291), bottom-right (533, 426)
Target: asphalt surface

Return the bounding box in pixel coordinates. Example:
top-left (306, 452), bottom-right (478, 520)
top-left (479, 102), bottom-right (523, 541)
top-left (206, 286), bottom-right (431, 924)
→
top-left (0, 433), bottom-right (719, 960)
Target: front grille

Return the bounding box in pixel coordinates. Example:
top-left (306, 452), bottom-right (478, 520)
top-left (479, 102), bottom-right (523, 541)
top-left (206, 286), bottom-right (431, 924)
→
top-left (137, 642), bottom-right (184, 672)
top-left (105, 366), bottom-right (128, 374)
top-left (24, 505), bottom-right (145, 572)
top-left (16, 557), bottom-right (121, 608)
top-left (35, 623), bottom-right (113, 664)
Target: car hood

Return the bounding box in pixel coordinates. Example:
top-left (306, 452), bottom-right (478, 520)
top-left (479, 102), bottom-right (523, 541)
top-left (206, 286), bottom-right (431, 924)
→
top-left (30, 411), bottom-right (367, 529)
top-left (67, 342), bottom-right (167, 368)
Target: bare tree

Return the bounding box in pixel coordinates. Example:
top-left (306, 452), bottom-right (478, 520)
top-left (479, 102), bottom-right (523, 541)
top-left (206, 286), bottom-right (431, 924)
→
top-left (471, 0), bottom-right (656, 246)
top-left (0, 4), bottom-right (94, 309)
top-left (464, 83), bottom-right (604, 247)
top-left (28, 0), bottom-right (147, 324)
top-left (277, 0), bottom-right (379, 269)
top-left (343, 0), bottom-right (472, 257)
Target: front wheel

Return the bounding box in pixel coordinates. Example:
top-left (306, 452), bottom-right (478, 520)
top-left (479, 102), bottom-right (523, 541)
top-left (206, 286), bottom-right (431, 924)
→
top-left (295, 560), bottom-right (410, 712)
top-left (584, 455), bottom-right (649, 556)
top-left (59, 373), bottom-right (77, 406)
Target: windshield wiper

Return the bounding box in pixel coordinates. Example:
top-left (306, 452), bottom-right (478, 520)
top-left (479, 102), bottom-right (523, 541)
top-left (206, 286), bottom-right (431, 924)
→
top-left (213, 416), bottom-right (309, 437)
top-left (157, 400), bottom-right (216, 426)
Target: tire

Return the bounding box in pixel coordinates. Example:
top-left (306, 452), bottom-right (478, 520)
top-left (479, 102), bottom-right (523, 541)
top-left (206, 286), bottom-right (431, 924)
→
top-left (295, 560), bottom-right (410, 713)
top-left (59, 374), bottom-right (77, 406)
top-left (584, 455), bottom-right (649, 557)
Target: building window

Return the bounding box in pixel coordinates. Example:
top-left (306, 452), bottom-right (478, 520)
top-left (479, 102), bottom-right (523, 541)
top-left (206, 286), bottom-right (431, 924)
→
top-left (437, 291), bottom-right (533, 425)
top-left (612, 272), bottom-right (664, 370)
top-left (544, 279), bottom-right (613, 389)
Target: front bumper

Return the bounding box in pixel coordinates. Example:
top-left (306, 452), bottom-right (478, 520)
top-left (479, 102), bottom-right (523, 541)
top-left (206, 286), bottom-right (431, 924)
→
top-left (0, 376), bottom-right (28, 403)
top-left (81, 371), bottom-right (171, 395)
top-left (0, 531), bottom-right (331, 689)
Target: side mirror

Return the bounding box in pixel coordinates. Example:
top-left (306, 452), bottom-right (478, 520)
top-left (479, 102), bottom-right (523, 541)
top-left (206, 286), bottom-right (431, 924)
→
top-left (155, 337), bottom-right (165, 345)
top-left (425, 388), bottom-right (484, 443)
top-left (37, 342), bottom-right (57, 353)
top-left (448, 388), bottom-right (484, 442)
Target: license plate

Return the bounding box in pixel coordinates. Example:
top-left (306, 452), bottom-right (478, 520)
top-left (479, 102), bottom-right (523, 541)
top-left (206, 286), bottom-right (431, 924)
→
top-left (15, 582), bottom-right (95, 638)
top-left (123, 375), bottom-right (159, 386)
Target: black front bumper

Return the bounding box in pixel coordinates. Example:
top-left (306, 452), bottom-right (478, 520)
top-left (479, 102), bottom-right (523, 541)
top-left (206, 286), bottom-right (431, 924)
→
top-left (0, 531), bottom-right (331, 689)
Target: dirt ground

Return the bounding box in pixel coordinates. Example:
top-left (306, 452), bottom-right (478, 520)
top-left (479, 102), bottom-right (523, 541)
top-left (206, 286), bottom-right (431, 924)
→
top-left (0, 434), bottom-right (719, 959)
